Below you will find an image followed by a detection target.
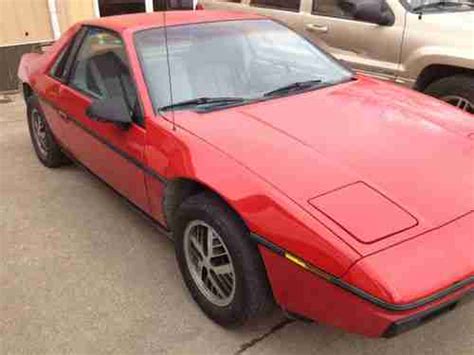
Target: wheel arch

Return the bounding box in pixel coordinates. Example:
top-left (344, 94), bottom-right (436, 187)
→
top-left (22, 83), bottom-right (34, 102)
top-left (414, 64), bottom-right (474, 92)
top-left (162, 177), bottom-right (248, 232)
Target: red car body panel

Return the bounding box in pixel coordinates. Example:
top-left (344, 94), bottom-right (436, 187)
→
top-left (18, 11), bottom-right (474, 337)
top-left (260, 247), bottom-right (471, 337)
top-left (344, 211), bottom-right (474, 304)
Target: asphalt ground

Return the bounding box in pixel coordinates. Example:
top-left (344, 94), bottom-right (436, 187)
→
top-left (1, 94), bottom-right (473, 354)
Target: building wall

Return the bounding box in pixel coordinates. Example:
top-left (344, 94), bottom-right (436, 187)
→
top-left (57, 0), bottom-right (96, 33)
top-left (0, 0), bottom-right (180, 92)
top-left (0, 0), bottom-right (96, 92)
top-left (0, 0), bottom-right (54, 46)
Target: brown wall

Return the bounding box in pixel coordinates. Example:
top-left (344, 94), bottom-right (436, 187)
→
top-left (57, 0), bottom-right (96, 33)
top-left (0, 0), bottom-right (53, 46)
top-left (0, 43), bottom-right (45, 92)
top-left (0, 0), bottom-right (96, 92)
top-left (0, 0), bottom-right (96, 47)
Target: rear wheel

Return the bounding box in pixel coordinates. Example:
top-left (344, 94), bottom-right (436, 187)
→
top-left (27, 96), bottom-right (69, 168)
top-left (174, 193), bottom-right (272, 327)
top-left (423, 75), bottom-right (474, 114)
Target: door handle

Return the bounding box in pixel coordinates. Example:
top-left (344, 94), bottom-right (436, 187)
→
top-left (306, 24), bottom-right (329, 34)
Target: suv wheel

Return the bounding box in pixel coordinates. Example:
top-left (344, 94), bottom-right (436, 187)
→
top-left (424, 75), bottom-right (474, 114)
top-left (174, 193), bottom-right (273, 327)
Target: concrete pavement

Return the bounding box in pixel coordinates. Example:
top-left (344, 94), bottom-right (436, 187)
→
top-left (1, 94), bottom-right (473, 354)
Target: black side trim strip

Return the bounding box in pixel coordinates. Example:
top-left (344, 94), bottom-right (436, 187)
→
top-left (40, 97), bottom-right (167, 184)
top-left (250, 233), bottom-right (474, 312)
top-left (69, 114), bottom-right (167, 184)
top-left (250, 233), bottom-right (285, 256)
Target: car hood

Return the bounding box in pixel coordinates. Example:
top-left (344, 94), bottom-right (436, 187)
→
top-left (420, 10), bottom-right (474, 36)
top-left (427, 8), bottom-right (474, 26)
top-left (175, 77), bottom-right (474, 255)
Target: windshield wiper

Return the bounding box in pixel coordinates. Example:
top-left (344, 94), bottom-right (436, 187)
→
top-left (263, 79), bottom-right (324, 98)
top-left (413, 1), bottom-right (473, 12)
top-left (159, 97), bottom-right (247, 112)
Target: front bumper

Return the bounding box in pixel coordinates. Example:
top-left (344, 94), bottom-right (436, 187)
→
top-left (382, 298), bottom-right (462, 337)
top-left (258, 246), bottom-right (474, 337)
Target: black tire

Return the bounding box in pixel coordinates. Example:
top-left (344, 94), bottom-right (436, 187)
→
top-left (27, 95), bottom-right (69, 168)
top-left (423, 74), bottom-right (474, 114)
top-left (174, 192), bottom-right (273, 327)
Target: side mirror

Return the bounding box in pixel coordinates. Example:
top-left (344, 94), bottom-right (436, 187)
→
top-left (347, 0), bottom-right (395, 26)
top-left (86, 97), bottom-right (132, 128)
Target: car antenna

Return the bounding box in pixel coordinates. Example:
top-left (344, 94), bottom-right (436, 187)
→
top-left (163, 1), bottom-right (176, 131)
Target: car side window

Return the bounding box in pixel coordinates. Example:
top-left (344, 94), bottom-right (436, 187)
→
top-left (50, 46), bottom-right (70, 80)
top-left (50, 28), bottom-right (87, 81)
top-left (251, 0), bottom-right (301, 12)
top-left (312, 0), bottom-right (390, 22)
top-left (312, 0), bottom-right (359, 19)
top-left (69, 27), bottom-right (142, 125)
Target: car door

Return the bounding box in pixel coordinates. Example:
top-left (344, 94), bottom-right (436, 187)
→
top-left (228, 1), bottom-right (309, 33)
top-left (34, 27), bottom-right (87, 147)
top-left (55, 26), bottom-right (150, 212)
top-left (301, 0), bottom-right (405, 81)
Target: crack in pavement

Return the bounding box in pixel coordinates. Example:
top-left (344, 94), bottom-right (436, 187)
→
top-left (235, 319), bottom-right (295, 355)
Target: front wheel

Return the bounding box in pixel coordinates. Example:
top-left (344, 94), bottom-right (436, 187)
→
top-left (423, 75), bottom-right (474, 114)
top-left (174, 193), bottom-right (272, 327)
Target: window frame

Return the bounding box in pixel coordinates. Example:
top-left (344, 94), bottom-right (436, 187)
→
top-left (48, 27), bottom-right (88, 83)
top-left (311, 0), bottom-right (395, 25)
top-left (250, 0), bottom-right (302, 13)
top-left (59, 25), bottom-right (145, 127)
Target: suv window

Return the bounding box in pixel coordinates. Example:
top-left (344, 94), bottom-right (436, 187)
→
top-left (251, 0), bottom-right (301, 12)
top-left (153, 0), bottom-right (193, 10)
top-left (312, 0), bottom-right (358, 18)
top-left (312, 0), bottom-right (391, 21)
top-left (69, 27), bottom-right (142, 124)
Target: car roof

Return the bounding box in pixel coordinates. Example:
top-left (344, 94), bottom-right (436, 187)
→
top-left (81, 10), bottom-right (264, 34)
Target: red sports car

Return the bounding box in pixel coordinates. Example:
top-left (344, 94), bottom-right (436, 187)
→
top-left (18, 11), bottom-right (473, 337)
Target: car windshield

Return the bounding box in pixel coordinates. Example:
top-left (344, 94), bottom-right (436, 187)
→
top-left (135, 19), bottom-right (353, 112)
top-left (406, 0), bottom-right (474, 11)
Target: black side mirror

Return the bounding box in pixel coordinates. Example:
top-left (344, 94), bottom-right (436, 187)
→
top-left (345, 0), bottom-right (395, 26)
top-left (86, 97), bottom-right (132, 128)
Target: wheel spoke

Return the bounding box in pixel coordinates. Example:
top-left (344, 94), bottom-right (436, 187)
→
top-left (190, 237), bottom-right (205, 261)
top-left (212, 263), bottom-right (232, 276)
top-left (208, 272), bottom-right (227, 298)
top-left (442, 95), bottom-right (473, 113)
top-left (206, 227), bottom-right (215, 259)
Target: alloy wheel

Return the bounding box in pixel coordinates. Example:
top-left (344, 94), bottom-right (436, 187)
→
top-left (183, 220), bottom-right (236, 307)
top-left (441, 95), bottom-right (473, 114)
top-left (31, 108), bottom-right (49, 157)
